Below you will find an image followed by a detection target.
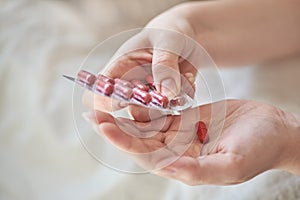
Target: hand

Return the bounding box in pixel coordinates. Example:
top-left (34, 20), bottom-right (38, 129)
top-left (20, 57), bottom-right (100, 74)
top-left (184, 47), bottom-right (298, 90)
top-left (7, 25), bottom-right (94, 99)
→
top-left (83, 7), bottom-right (199, 113)
top-left (83, 99), bottom-right (299, 185)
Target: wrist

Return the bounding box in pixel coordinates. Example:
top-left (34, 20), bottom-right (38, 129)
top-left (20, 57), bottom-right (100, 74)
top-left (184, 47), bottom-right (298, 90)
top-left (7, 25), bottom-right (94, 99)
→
top-left (277, 111), bottom-right (300, 175)
top-left (169, 1), bottom-right (300, 66)
top-left (145, 2), bottom-right (203, 41)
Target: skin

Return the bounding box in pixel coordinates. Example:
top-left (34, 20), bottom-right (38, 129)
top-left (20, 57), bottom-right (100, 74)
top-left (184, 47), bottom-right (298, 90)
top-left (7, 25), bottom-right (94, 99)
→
top-left (84, 100), bottom-right (300, 185)
top-left (82, 0), bottom-right (300, 185)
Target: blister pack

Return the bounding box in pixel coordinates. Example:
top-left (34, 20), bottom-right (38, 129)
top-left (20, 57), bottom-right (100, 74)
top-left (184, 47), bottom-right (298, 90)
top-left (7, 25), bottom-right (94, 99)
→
top-left (63, 70), bottom-right (194, 115)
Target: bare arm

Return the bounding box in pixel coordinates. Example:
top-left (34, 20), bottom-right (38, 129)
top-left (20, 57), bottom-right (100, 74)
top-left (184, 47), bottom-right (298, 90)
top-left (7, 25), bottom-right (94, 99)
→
top-left (160, 0), bottom-right (300, 66)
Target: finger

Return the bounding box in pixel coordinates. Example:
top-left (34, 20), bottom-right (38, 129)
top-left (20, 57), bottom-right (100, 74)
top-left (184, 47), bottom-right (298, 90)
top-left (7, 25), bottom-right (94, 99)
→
top-left (103, 32), bottom-right (151, 76)
top-left (181, 73), bottom-right (195, 99)
top-left (152, 49), bottom-right (181, 99)
top-left (128, 104), bottom-right (167, 122)
top-left (179, 59), bottom-right (197, 77)
top-left (86, 34), bottom-right (152, 113)
top-left (82, 90), bottom-right (125, 112)
top-left (83, 111), bottom-right (173, 171)
top-left (112, 117), bottom-right (167, 140)
top-left (157, 153), bottom-right (244, 185)
top-left (87, 110), bottom-right (150, 153)
top-left (116, 115), bottom-right (173, 133)
top-left (180, 59), bottom-right (197, 97)
top-left (98, 122), bottom-right (147, 153)
top-left (83, 109), bottom-right (119, 125)
top-left (104, 50), bottom-right (151, 79)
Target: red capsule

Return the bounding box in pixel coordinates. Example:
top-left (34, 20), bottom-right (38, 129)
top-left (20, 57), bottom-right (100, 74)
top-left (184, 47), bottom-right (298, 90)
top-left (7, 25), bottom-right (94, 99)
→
top-left (114, 83), bottom-right (133, 100)
top-left (196, 121), bottom-right (209, 143)
top-left (77, 70), bottom-right (96, 86)
top-left (94, 79), bottom-right (114, 95)
top-left (149, 91), bottom-right (169, 108)
top-left (97, 74), bottom-right (115, 85)
top-left (131, 79), bottom-right (149, 91)
top-left (132, 88), bottom-right (152, 104)
top-left (198, 121), bottom-right (206, 129)
top-left (115, 78), bottom-right (134, 88)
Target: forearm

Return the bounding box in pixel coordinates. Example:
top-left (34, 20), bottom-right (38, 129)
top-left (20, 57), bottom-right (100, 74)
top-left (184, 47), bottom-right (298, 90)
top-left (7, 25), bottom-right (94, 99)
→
top-left (174, 0), bottom-right (300, 66)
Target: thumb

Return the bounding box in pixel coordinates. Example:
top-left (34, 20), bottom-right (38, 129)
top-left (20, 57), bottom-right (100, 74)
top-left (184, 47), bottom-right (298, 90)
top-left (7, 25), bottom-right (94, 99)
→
top-left (152, 49), bottom-right (181, 99)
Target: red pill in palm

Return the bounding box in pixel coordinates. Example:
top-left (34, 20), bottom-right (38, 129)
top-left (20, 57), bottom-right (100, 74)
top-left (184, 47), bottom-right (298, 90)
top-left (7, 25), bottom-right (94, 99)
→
top-left (97, 74), bottom-right (115, 85)
top-left (196, 121), bottom-right (209, 143)
top-left (132, 88), bottom-right (151, 104)
top-left (94, 79), bottom-right (114, 95)
top-left (198, 121), bottom-right (206, 129)
top-left (149, 91), bottom-right (169, 108)
top-left (115, 78), bottom-right (134, 88)
top-left (77, 70), bottom-right (96, 86)
top-left (131, 79), bottom-right (149, 91)
top-left (114, 83), bottom-right (133, 100)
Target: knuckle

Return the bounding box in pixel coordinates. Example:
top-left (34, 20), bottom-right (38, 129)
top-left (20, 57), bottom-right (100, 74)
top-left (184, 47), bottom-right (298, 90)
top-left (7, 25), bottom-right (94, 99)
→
top-left (153, 53), bottom-right (177, 67)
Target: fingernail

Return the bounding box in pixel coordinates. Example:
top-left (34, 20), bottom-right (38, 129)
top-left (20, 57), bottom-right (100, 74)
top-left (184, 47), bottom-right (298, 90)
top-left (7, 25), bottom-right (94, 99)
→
top-left (185, 72), bottom-right (194, 78)
top-left (188, 77), bottom-right (195, 83)
top-left (82, 112), bottom-right (97, 124)
top-left (161, 78), bottom-right (178, 99)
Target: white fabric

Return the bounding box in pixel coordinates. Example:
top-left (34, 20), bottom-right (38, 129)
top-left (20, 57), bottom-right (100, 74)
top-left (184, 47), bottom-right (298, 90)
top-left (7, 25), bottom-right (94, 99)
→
top-left (0, 1), bottom-right (299, 200)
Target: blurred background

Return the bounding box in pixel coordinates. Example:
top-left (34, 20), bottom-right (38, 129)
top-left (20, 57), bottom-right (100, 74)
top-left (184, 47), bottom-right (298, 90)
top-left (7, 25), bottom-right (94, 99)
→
top-left (0, 0), bottom-right (299, 200)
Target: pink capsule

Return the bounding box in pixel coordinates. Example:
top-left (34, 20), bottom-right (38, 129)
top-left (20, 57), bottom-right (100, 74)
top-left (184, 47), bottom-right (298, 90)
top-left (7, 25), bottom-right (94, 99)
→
top-left (97, 74), bottom-right (115, 85)
top-left (115, 78), bottom-right (134, 88)
top-left (77, 70), bottom-right (96, 86)
top-left (94, 79), bottom-right (114, 95)
top-left (114, 83), bottom-right (133, 100)
top-left (132, 88), bottom-right (151, 105)
top-left (131, 79), bottom-right (149, 92)
top-left (149, 91), bottom-right (169, 108)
